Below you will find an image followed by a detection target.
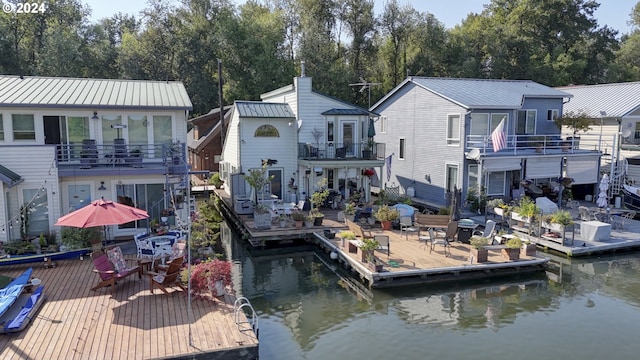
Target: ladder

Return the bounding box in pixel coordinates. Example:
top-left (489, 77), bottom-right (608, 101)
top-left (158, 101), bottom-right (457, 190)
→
top-left (234, 297), bottom-right (259, 337)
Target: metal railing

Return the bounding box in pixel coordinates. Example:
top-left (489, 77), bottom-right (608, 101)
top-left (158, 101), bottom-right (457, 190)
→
top-left (297, 142), bottom-right (384, 160)
top-left (465, 133), bottom-right (608, 155)
top-left (55, 140), bottom-right (186, 168)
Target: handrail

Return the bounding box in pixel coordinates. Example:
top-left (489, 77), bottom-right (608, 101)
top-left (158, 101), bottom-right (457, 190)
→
top-left (234, 296), bottom-right (259, 337)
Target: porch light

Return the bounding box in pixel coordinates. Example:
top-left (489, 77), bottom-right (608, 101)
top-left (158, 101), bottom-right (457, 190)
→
top-left (91, 111), bottom-right (99, 121)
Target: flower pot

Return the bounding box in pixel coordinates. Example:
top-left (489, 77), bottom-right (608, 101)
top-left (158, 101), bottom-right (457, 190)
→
top-left (304, 220), bottom-right (314, 228)
top-left (471, 248), bottom-right (489, 263)
top-left (209, 280), bottom-right (227, 297)
top-left (253, 211), bottom-right (272, 230)
top-left (295, 220), bottom-right (303, 229)
top-left (522, 243), bottom-right (536, 257)
top-left (381, 220), bottom-right (392, 230)
top-left (367, 261), bottom-right (383, 272)
top-left (313, 216), bottom-right (324, 226)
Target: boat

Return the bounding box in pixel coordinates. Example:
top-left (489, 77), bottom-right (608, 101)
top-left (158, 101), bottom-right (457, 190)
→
top-left (0, 268), bottom-right (46, 333)
top-left (0, 248), bottom-right (91, 267)
top-left (622, 183), bottom-right (640, 211)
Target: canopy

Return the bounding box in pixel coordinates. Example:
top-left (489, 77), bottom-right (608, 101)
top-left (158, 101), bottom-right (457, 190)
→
top-left (55, 198), bottom-right (149, 228)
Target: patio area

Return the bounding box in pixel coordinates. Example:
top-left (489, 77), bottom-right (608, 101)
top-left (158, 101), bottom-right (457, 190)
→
top-left (0, 251), bottom-right (258, 360)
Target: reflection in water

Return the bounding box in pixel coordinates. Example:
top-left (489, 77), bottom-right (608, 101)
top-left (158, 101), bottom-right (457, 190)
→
top-left (219, 223), bottom-right (640, 360)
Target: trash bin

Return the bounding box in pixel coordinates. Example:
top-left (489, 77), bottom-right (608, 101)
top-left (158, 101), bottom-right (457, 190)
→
top-left (457, 221), bottom-right (478, 244)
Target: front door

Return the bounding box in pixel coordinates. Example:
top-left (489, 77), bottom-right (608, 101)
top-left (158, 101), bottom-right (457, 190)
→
top-left (268, 169), bottom-right (283, 200)
top-left (341, 121), bottom-right (356, 156)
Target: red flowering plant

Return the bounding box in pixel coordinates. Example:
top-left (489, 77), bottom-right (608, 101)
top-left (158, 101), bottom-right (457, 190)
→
top-left (187, 258), bottom-right (233, 299)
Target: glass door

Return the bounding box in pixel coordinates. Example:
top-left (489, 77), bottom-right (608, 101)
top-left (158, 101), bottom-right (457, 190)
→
top-left (341, 122), bottom-right (356, 156)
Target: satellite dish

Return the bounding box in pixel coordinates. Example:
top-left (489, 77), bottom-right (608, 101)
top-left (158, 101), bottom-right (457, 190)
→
top-left (466, 148), bottom-right (481, 160)
top-left (621, 121), bottom-right (634, 138)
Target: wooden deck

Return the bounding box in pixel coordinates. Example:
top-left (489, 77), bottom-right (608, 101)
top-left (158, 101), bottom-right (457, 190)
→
top-left (0, 257), bottom-right (258, 360)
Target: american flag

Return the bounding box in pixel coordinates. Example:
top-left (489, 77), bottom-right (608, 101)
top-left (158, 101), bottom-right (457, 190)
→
top-left (385, 154), bottom-right (392, 181)
top-left (491, 117), bottom-right (507, 152)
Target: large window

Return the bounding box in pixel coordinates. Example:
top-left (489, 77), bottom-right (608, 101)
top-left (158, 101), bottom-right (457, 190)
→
top-left (468, 164), bottom-right (479, 190)
top-left (399, 137), bottom-right (405, 160)
top-left (12, 114), bottom-right (35, 140)
top-left (22, 188), bottom-right (49, 237)
top-left (470, 113), bottom-right (508, 136)
top-left (153, 115), bottom-right (172, 157)
top-left (102, 115), bottom-right (122, 143)
top-left (516, 110), bottom-right (536, 135)
top-left (486, 171), bottom-right (506, 196)
top-left (116, 183), bottom-right (164, 229)
top-left (60, 116), bottom-right (89, 159)
top-left (68, 184), bottom-right (91, 211)
top-left (327, 121), bottom-right (334, 142)
top-left (447, 114), bottom-right (460, 145)
top-left (128, 115), bottom-right (148, 146)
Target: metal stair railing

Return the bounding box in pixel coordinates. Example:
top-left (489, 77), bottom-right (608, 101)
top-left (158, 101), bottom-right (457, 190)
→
top-left (234, 296), bottom-right (259, 337)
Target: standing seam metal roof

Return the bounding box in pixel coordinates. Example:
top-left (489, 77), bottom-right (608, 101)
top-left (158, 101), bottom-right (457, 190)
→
top-left (411, 77), bottom-right (571, 109)
top-left (0, 75), bottom-right (192, 110)
top-left (556, 82), bottom-right (640, 118)
top-left (235, 101), bottom-right (295, 118)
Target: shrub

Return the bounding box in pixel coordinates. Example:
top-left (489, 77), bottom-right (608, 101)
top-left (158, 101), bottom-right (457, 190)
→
top-left (188, 259), bottom-right (233, 299)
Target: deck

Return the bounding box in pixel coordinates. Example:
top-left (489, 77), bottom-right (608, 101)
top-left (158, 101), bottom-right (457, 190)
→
top-left (0, 255), bottom-right (258, 360)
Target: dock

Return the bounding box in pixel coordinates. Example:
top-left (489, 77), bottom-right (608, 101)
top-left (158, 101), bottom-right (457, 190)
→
top-left (0, 255), bottom-right (258, 360)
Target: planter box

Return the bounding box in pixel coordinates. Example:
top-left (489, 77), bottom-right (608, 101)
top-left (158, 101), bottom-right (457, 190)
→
top-left (471, 248), bottom-right (489, 263)
top-left (542, 221), bottom-right (564, 233)
top-left (253, 212), bottom-right (272, 230)
top-left (522, 243), bottom-right (536, 257)
top-left (501, 248), bottom-right (520, 261)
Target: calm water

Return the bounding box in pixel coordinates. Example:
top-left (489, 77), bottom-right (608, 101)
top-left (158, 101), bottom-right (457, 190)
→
top-left (220, 224), bottom-right (640, 360)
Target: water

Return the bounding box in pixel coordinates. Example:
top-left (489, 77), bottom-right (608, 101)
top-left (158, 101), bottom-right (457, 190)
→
top-left (221, 224), bottom-right (640, 360)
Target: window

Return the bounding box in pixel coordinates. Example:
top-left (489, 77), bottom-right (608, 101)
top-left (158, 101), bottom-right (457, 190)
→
top-left (468, 164), bottom-right (479, 190)
top-left (12, 114), bottom-right (35, 140)
top-left (399, 138), bottom-right (405, 160)
top-left (380, 116), bottom-right (388, 133)
top-left (491, 114), bottom-right (507, 132)
top-left (445, 164), bottom-right (458, 192)
top-left (102, 115), bottom-right (122, 143)
top-left (547, 109), bottom-right (559, 121)
top-left (22, 188), bottom-right (49, 237)
top-left (255, 125), bottom-right (279, 137)
top-left (68, 184), bottom-right (91, 212)
top-left (447, 114), bottom-right (460, 145)
top-left (516, 110), bottom-right (536, 135)
top-left (470, 114), bottom-right (489, 136)
top-left (0, 114), bottom-right (4, 140)
top-left (486, 171), bottom-right (506, 196)
top-left (128, 115), bottom-right (148, 146)
top-left (327, 120), bottom-right (334, 142)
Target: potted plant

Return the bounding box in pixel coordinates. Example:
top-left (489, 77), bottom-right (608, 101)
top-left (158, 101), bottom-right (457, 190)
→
top-left (277, 214), bottom-right (288, 228)
top-left (374, 205), bottom-right (400, 230)
top-left (338, 230), bottom-right (357, 248)
top-left (469, 236), bottom-right (489, 263)
top-left (310, 179), bottom-right (330, 226)
top-left (362, 139), bottom-right (375, 159)
top-left (502, 237), bottom-right (522, 261)
top-left (291, 211), bottom-right (305, 228)
top-left (512, 196), bottom-right (539, 233)
top-left (359, 237), bottom-right (383, 271)
top-left (209, 172), bottom-right (224, 189)
top-left (188, 258), bottom-right (233, 299)
top-left (521, 240), bottom-right (537, 257)
top-left (244, 164), bottom-right (274, 230)
top-left (304, 214), bottom-right (315, 228)
top-left (343, 202), bottom-right (357, 222)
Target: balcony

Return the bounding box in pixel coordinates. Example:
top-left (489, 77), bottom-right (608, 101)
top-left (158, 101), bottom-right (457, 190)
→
top-left (298, 142), bottom-right (385, 160)
top-left (55, 140), bottom-right (188, 176)
top-left (465, 134), bottom-right (606, 157)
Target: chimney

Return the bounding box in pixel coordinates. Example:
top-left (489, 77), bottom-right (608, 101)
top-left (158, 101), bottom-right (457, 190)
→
top-left (194, 124), bottom-right (199, 140)
top-left (300, 60), bottom-right (306, 77)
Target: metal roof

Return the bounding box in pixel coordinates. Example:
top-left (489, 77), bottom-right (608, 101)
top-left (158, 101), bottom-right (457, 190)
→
top-left (235, 101), bottom-right (295, 118)
top-left (321, 108), bottom-right (370, 116)
top-left (0, 164), bottom-right (23, 188)
top-left (372, 77), bottom-right (570, 110)
top-left (556, 82), bottom-right (640, 118)
top-left (0, 75), bottom-right (192, 110)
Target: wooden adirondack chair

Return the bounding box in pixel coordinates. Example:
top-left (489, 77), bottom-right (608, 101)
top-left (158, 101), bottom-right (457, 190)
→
top-left (148, 256), bottom-right (185, 295)
top-left (90, 248), bottom-right (141, 295)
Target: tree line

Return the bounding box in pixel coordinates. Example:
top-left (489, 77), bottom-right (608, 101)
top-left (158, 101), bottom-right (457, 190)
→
top-left (2, 0), bottom-right (640, 115)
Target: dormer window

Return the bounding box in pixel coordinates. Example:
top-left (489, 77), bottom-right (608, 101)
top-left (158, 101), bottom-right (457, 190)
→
top-left (255, 125), bottom-right (279, 137)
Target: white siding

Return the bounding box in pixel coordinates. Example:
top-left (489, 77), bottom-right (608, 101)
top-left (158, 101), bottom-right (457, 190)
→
top-left (0, 146), bottom-right (59, 243)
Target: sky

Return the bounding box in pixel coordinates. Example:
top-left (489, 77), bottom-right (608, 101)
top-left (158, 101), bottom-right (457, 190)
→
top-left (83, 0), bottom-right (637, 35)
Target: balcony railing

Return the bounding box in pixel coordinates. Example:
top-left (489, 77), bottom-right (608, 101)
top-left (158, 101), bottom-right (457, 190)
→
top-left (297, 142), bottom-right (384, 160)
top-left (55, 140), bottom-right (186, 169)
top-left (465, 134), bottom-right (609, 156)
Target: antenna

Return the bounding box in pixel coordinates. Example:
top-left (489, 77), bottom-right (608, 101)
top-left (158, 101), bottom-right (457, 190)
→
top-left (349, 78), bottom-right (381, 109)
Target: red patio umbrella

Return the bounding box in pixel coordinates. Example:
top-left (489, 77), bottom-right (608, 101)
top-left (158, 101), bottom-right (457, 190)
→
top-left (55, 197), bottom-right (149, 228)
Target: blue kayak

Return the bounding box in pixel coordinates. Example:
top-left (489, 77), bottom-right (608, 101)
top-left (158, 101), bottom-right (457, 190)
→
top-left (0, 268), bottom-right (32, 318)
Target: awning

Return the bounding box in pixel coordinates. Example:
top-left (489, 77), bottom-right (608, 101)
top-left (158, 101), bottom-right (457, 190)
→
top-left (483, 158), bottom-right (522, 172)
top-left (565, 155), bottom-right (600, 185)
top-left (525, 157), bottom-right (562, 179)
top-left (0, 164), bottom-right (23, 188)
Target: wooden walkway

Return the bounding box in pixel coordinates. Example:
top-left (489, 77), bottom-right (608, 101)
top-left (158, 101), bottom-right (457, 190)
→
top-left (0, 257), bottom-right (258, 360)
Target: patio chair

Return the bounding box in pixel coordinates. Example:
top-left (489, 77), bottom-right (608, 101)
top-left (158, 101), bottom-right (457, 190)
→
top-left (374, 235), bottom-right (390, 259)
top-left (148, 256), bottom-right (185, 295)
top-left (91, 248), bottom-right (141, 294)
top-left (399, 216), bottom-right (419, 239)
top-left (155, 240), bottom-right (186, 272)
top-left (619, 211), bottom-right (636, 230)
top-left (579, 206), bottom-right (597, 221)
top-left (428, 228), bottom-right (451, 257)
top-left (473, 220), bottom-right (497, 244)
top-left (444, 221), bottom-right (459, 243)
